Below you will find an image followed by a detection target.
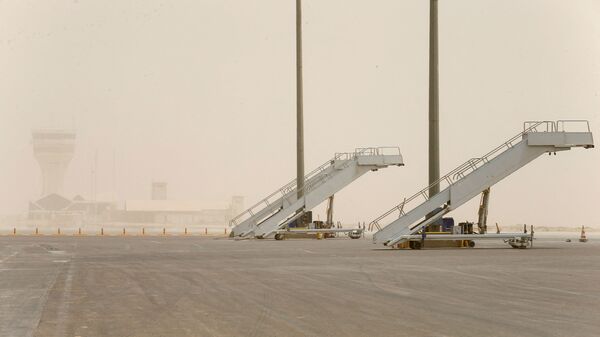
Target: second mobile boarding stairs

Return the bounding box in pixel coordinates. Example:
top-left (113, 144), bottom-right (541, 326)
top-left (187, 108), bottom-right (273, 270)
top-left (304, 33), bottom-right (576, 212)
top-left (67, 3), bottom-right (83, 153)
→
top-left (370, 120), bottom-right (594, 248)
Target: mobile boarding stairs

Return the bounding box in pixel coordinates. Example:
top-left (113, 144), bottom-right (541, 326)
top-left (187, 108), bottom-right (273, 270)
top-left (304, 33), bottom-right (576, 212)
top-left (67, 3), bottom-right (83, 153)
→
top-left (231, 147), bottom-right (404, 238)
top-left (371, 120), bottom-right (594, 249)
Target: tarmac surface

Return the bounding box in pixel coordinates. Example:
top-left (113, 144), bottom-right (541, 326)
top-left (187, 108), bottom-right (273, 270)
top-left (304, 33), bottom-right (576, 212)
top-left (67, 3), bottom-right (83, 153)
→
top-left (1, 235), bottom-right (599, 337)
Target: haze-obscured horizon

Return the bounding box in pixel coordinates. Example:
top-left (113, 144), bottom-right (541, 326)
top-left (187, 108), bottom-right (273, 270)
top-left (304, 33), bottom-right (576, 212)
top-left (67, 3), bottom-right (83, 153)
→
top-left (1, 0), bottom-right (598, 227)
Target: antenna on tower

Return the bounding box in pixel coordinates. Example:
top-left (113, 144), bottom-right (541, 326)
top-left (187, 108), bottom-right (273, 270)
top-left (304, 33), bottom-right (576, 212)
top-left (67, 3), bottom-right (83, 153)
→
top-left (91, 149), bottom-right (98, 202)
top-left (112, 149), bottom-right (117, 202)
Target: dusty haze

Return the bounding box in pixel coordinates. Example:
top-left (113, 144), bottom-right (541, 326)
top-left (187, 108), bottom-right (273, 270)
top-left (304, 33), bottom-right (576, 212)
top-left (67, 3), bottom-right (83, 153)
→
top-left (0, 0), bottom-right (598, 227)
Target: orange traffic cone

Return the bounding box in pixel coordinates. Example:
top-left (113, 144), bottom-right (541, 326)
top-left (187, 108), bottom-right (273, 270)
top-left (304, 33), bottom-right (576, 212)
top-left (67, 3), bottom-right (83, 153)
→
top-left (579, 226), bottom-right (588, 243)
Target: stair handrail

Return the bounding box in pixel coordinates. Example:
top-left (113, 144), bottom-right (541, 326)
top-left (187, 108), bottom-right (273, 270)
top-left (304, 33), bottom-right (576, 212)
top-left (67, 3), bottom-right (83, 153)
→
top-left (229, 157), bottom-right (337, 226)
top-left (277, 147), bottom-right (401, 209)
top-left (277, 148), bottom-right (382, 206)
top-left (369, 121), bottom-right (549, 230)
top-left (230, 147), bottom-right (393, 226)
top-left (260, 147), bottom-right (400, 233)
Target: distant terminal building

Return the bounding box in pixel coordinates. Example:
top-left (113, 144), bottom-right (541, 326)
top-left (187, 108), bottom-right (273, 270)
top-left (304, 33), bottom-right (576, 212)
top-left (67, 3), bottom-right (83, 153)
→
top-left (28, 194), bottom-right (113, 225)
top-left (32, 130), bottom-right (76, 196)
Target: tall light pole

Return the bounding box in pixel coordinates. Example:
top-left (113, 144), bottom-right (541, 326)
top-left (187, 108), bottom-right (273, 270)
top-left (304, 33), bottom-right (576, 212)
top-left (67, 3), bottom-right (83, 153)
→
top-left (296, 0), bottom-right (305, 199)
top-left (428, 0), bottom-right (440, 198)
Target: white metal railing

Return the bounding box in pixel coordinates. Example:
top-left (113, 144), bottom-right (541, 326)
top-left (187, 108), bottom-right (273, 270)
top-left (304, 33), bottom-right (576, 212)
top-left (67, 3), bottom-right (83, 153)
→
top-left (523, 120), bottom-right (591, 133)
top-left (230, 147), bottom-right (401, 227)
top-left (368, 121), bottom-right (556, 231)
top-left (556, 120), bottom-right (591, 133)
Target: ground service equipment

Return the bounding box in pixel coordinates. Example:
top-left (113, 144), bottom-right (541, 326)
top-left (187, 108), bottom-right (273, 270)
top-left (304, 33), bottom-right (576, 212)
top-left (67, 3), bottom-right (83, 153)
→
top-left (371, 120), bottom-right (594, 249)
top-left (272, 211), bottom-right (363, 240)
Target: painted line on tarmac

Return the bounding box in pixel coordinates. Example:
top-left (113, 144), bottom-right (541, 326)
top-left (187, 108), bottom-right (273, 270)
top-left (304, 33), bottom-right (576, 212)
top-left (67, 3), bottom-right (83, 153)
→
top-left (54, 262), bottom-right (75, 337)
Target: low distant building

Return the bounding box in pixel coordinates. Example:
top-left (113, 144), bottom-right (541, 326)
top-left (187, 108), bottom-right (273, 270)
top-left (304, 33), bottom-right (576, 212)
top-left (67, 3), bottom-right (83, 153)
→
top-left (112, 196), bottom-right (244, 226)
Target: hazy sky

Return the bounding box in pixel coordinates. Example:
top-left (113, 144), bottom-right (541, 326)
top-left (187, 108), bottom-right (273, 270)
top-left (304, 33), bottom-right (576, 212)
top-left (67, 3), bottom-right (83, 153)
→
top-left (0, 0), bottom-right (598, 227)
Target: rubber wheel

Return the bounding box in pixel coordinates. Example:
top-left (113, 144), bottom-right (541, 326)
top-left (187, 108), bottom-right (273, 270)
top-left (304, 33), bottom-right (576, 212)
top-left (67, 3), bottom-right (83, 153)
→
top-left (468, 241), bottom-right (475, 248)
top-left (274, 234), bottom-right (284, 241)
top-left (410, 241), bottom-right (422, 250)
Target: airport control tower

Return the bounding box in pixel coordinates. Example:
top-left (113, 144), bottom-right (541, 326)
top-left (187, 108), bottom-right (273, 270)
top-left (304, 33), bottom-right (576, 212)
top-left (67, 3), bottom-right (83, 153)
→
top-left (32, 130), bottom-right (76, 196)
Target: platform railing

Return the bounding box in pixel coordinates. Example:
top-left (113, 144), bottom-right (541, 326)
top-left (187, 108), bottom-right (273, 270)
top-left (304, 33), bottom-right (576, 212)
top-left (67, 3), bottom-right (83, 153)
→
top-left (523, 120), bottom-right (591, 133)
top-left (556, 120), bottom-right (591, 133)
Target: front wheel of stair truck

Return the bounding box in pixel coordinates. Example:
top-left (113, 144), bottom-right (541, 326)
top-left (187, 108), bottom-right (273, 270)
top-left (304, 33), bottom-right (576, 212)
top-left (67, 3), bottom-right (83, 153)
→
top-left (409, 241), bottom-right (422, 250)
